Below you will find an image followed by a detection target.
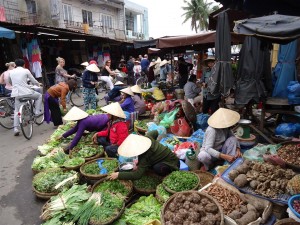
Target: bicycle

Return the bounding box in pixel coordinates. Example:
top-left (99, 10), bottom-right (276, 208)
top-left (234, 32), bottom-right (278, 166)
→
top-left (70, 76), bottom-right (84, 107)
top-left (136, 71), bottom-right (148, 88)
top-left (18, 97), bottom-right (44, 140)
top-left (0, 96), bottom-right (14, 129)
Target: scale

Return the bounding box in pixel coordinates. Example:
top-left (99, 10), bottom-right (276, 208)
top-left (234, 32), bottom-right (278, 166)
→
top-left (236, 119), bottom-right (252, 139)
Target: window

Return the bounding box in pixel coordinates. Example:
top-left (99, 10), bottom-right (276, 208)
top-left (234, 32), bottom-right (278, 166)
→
top-left (126, 15), bottom-right (134, 31)
top-left (26, 0), bottom-right (37, 14)
top-left (63, 4), bottom-right (72, 22)
top-left (101, 14), bottom-right (113, 28)
top-left (82, 10), bottom-right (93, 27)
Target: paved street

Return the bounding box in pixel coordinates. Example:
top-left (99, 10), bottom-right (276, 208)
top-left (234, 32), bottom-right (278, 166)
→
top-left (0, 94), bottom-right (107, 225)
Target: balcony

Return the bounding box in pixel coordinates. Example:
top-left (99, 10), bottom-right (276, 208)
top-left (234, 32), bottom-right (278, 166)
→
top-left (3, 8), bottom-right (39, 24)
top-left (64, 20), bottom-right (84, 32)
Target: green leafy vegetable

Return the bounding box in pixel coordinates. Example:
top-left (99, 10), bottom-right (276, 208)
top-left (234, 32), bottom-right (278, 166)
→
top-left (63, 157), bottom-right (85, 168)
top-left (94, 180), bottom-right (131, 196)
top-left (82, 159), bottom-right (118, 175)
top-left (71, 146), bottom-right (102, 158)
top-left (133, 174), bottom-right (161, 190)
top-left (32, 156), bottom-right (60, 171)
top-left (156, 183), bottom-right (171, 202)
top-left (163, 171), bottom-right (199, 192)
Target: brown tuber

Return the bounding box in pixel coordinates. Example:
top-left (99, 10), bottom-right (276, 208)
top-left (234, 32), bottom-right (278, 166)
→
top-left (228, 169), bottom-right (240, 181)
top-left (228, 210), bottom-right (243, 220)
top-left (235, 210), bottom-right (258, 225)
top-left (234, 174), bottom-right (248, 187)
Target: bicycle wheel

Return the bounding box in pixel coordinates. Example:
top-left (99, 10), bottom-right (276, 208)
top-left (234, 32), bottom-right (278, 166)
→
top-left (34, 101), bottom-right (44, 125)
top-left (70, 87), bottom-right (84, 107)
top-left (0, 99), bottom-right (14, 129)
top-left (136, 76), bottom-right (148, 87)
top-left (19, 103), bottom-right (33, 140)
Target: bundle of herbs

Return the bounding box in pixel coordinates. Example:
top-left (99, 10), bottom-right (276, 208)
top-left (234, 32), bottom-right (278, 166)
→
top-left (163, 171), bottom-right (199, 193)
top-left (63, 157), bottom-right (85, 168)
top-left (41, 184), bottom-right (91, 222)
top-left (93, 179), bottom-right (132, 197)
top-left (33, 169), bottom-right (78, 193)
top-left (156, 184), bottom-right (171, 203)
top-left (71, 146), bottom-right (102, 158)
top-left (133, 173), bottom-right (161, 191)
top-left (73, 192), bottom-right (124, 225)
top-left (82, 159), bottom-right (118, 175)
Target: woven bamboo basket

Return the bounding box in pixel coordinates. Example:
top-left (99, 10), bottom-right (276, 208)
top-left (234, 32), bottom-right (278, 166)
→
top-left (161, 191), bottom-right (224, 225)
top-left (80, 158), bottom-right (118, 180)
top-left (192, 170), bottom-right (215, 188)
top-left (91, 178), bottom-right (133, 202)
top-left (71, 145), bottom-right (104, 162)
top-left (32, 185), bottom-right (58, 200)
top-left (274, 218), bottom-right (299, 225)
top-left (162, 171), bottom-right (200, 194)
top-left (133, 172), bottom-right (162, 195)
top-left (155, 184), bottom-right (172, 204)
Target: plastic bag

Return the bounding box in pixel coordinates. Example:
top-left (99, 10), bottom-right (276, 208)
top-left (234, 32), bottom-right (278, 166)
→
top-left (170, 117), bottom-right (191, 137)
top-left (159, 108), bottom-right (179, 128)
top-left (275, 123), bottom-right (297, 137)
top-left (243, 144), bottom-right (281, 162)
top-left (196, 113), bottom-right (210, 131)
top-left (187, 129), bottom-right (205, 145)
top-left (147, 122), bottom-right (167, 136)
top-left (160, 134), bottom-right (181, 150)
top-left (174, 142), bottom-right (196, 160)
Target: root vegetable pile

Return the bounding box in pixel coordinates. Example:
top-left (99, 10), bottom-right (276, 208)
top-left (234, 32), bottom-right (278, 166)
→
top-left (277, 144), bottom-right (300, 166)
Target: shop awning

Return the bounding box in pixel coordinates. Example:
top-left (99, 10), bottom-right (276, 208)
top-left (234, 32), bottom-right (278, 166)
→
top-left (0, 26), bottom-right (15, 39)
top-left (133, 39), bottom-right (158, 49)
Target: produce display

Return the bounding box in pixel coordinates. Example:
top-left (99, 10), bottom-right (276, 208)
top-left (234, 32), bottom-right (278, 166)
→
top-left (32, 151), bottom-right (70, 172)
top-left (165, 136), bottom-right (180, 146)
top-left (277, 144), bottom-right (300, 166)
top-left (73, 192), bottom-right (124, 225)
top-left (228, 160), bottom-right (296, 198)
top-left (63, 157), bottom-right (85, 168)
top-left (156, 183), bottom-right (171, 203)
top-left (93, 179), bottom-right (132, 197)
top-left (81, 159), bottom-right (118, 175)
top-left (114, 194), bottom-right (162, 225)
top-left (163, 171), bottom-right (199, 193)
top-left (162, 191), bottom-right (222, 224)
top-left (287, 175), bottom-right (300, 195)
top-left (40, 184), bottom-right (91, 223)
top-left (32, 169), bottom-right (78, 193)
top-left (133, 173), bottom-right (161, 191)
top-left (292, 199), bottom-right (300, 214)
top-left (71, 145), bottom-right (102, 158)
top-left (135, 120), bottom-right (149, 130)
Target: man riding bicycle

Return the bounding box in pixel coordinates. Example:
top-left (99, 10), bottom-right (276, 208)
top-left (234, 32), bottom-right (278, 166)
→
top-left (9, 59), bottom-right (43, 136)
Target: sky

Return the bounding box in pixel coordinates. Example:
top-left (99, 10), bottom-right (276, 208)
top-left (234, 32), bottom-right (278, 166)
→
top-left (129, 0), bottom-right (221, 38)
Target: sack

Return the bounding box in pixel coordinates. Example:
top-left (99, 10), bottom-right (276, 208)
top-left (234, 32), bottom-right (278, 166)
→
top-left (196, 113), bottom-right (210, 131)
top-left (275, 123), bottom-right (297, 137)
top-left (170, 117), bottom-right (191, 137)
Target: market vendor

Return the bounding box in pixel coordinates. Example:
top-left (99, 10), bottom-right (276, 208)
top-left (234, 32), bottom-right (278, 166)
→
top-left (108, 130), bottom-right (180, 180)
top-left (119, 87), bottom-right (135, 113)
top-left (183, 75), bottom-right (202, 106)
top-left (92, 102), bottom-right (128, 157)
top-left (57, 106), bottom-right (109, 153)
top-left (197, 108), bottom-right (242, 170)
top-left (131, 84), bottom-right (146, 115)
top-left (44, 79), bottom-right (77, 127)
top-left (104, 81), bottom-right (126, 104)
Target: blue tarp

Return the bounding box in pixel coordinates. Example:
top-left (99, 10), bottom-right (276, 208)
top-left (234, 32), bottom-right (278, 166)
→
top-left (272, 40), bottom-right (298, 97)
top-left (0, 26), bottom-right (15, 39)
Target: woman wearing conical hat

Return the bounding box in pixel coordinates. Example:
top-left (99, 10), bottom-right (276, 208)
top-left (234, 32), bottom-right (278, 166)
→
top-left (119, 87), bottom-right (135, 113)
top-left (131, 85), bottom-right (146, 115)
top-left (197, 108), bottom-right (242, 170)
top-left (92, 102), bottom-right (128, 157)
top-left (82, 63), bottom-right (99, 111)
top-left (108, 130), bottom-right (179, 180)
top-left (56, 106), bottom-right (110, 154)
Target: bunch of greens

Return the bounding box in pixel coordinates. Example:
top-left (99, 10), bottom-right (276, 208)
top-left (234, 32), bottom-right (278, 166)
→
top-left (93, 180), bottom-right (130, 197)
top-left (38, 141), bottom-right (61, 155)
top-left (73, 192), bottom-right (124, 225)
top-left (136, 120), bottom-right (149, 130)
top-left (163, 171), bottom-right (199, 192)
top-left (82, 163), bottom-right (100, 175)
top-left (32, 156), bottom-right (60, 171)
top-left (156, 184), bottom-right (171, 202)
top-left (33, 169), bottom-right (78, 193)
top-left (41, 184), bottom-right (91, 222)
top-left (86, 109), bottom-right (97, 115)
top-left (82, 159), bottom-right (118, 175)
top-left (133, 174), bottom-right (161, 190)
top-left (50, 151), bottom-right (69, 165)
top-left (71, 146), bottom-right (100, 158)
top-left (113, 195), bottom-right (161, 225)
top-left (63, 157), bottom-right (85, 168)
top-left (41, 217), bottom-right (74, 225)
top-left (50, 128), bottom-right (66, 141)
top-left (102, 159), bottom-right (118, 173)
top-left (165, 136), bottom-right (181, 145)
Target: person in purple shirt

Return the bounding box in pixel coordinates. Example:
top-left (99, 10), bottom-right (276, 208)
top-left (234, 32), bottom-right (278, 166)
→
top-left (57, 106), bottom-right (109, 153)
top-left (119, 87), bottom-right (135, 113)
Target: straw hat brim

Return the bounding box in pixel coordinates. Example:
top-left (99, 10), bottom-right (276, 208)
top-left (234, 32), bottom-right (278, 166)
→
top-left (160, 60), bottom-right (168, 67)
top-left (118, 134), bottom-right (152, 157)
top-left (207, 108), bottom-right (240, 129)
top-left (101, 102), bottom-right (126, 119)
top-left (86, 64), bottom-right (100, 73)
top-left (120, 87), bottom-right (134, 96)
top-left (63, 106), bottom-right (89, 121)
top-left (131, 85), bottom-right (142, 94)
top-left (115, 81), bottom-right (124, 86)
top-left (81, 62), bottom-right (89, 67)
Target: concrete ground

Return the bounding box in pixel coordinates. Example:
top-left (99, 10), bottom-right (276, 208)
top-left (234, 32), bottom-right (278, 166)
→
top-left (0, 93), bottom-right (106, 225)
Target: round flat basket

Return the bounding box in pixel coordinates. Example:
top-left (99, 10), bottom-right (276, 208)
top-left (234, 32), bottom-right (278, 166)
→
top-left (274, 218), bottom-right (299, 225)
top-left (277, 141), bottom-right (300, 172)
top-left (40, 200), bottom-right (51, 221)
top-left (192, 170), bottom-right (215, 188)
top-left (32, 185), bottom-right (58, 200)
top-left (71, 145), bottom-right (104, 162)
top-left (162, 171), bottom-right (200, 194)
top-left (182, 100), bottom-right (197, 124)
top-left (155, 184), bottom-right (172, 204)
top-left (80, 158), bottom-right (118, 180)
top-left (133, 173), bottom-right (162, 195)
top-left (91, 178), bottom-right (133, 201)
top-left (161, 191), bottom-right (224, 225)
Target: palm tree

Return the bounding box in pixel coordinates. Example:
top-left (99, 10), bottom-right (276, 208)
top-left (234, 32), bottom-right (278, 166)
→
top-left (182, 0), bottom-right (219, 32)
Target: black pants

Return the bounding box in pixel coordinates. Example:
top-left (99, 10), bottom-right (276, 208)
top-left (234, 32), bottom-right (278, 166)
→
top-left (97, 136), bottom-right (118, 158)
top-left (48, 96), bottom-right (63, 126)
top-left (202, 96), bottom-right (220, 114)
top-left (127, 72), bottom-right (134, 85)
top-left (152, 162), bottom-right (174, 176)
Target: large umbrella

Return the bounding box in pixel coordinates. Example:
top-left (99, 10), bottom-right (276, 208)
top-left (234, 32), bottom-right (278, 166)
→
top-left (208, 11), bottom-right (234, 96)
top-left (0, 26), bottom-right (15, 39)
top-left (235, 36), bottom-right (272, 105)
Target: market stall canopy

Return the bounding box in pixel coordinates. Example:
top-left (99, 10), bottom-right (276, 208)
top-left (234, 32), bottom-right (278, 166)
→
top-left (233, 14), bottom-right (300, 43)
top-left (147, 48), bottom-right (161, 54)
top-left (133, 39), bottom-right (158, 49)
top-left (0, 26), bottom-right (15, 39)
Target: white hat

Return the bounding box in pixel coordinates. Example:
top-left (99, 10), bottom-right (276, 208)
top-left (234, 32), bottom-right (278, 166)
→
top-left (101, 102), bottom-right (126, 119)
top-left (115, 81), bottom-right (124, 86)
top-left (120, 87), bottom-right (134, 96)
top-left (118, 134), bottom-right (152, 157)
top-left (63, 106), bottom-right (89, 121)
top-left (81, 62), bottom-right (89, 67)
top-left (86, 64), bottom-right (100, 73)
top-left (160, 59), bottom-right (169, 67)
top-left (207, 108), bottom-right (240, 129)
top-left (131, 85), bottom-right (142, 94)
top-left (149, 61), bottom-right (156, 68)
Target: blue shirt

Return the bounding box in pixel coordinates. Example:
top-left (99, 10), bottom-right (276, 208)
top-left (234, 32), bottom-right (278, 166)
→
top-left (120, 96), bottom-right (135, 113)
top-left (141, 58), bottom-right (150, 71)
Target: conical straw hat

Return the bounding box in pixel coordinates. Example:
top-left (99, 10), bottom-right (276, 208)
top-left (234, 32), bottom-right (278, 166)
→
top-left (81, 61), bottom-right (89, 67)
top-left (63, 106), bottom-right (88, 121)
top-left (118, 134), bottom-right (152, 157)
top-left (131, 84), bottom-right (142, 94)
top-left (115, 81), bottom-right (124, 86)
top-left (120, 87), bottom-right (134, 96)
top-left (101, 102), bottom-right (126, 119)
top-left (160, 59), bottom-right (168, 67)
top-left (207, 108), bottom-right (240, 129)
top-left (86, 63), bottom-right (100, 73)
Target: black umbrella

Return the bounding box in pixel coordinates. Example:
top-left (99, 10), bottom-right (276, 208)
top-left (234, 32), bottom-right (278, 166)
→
top-left (208, 11), bottom-right (234, 96)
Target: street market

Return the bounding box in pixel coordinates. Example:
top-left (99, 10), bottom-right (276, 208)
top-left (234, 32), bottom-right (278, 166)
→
top-left (0, 0), bottom-right (300, 225)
